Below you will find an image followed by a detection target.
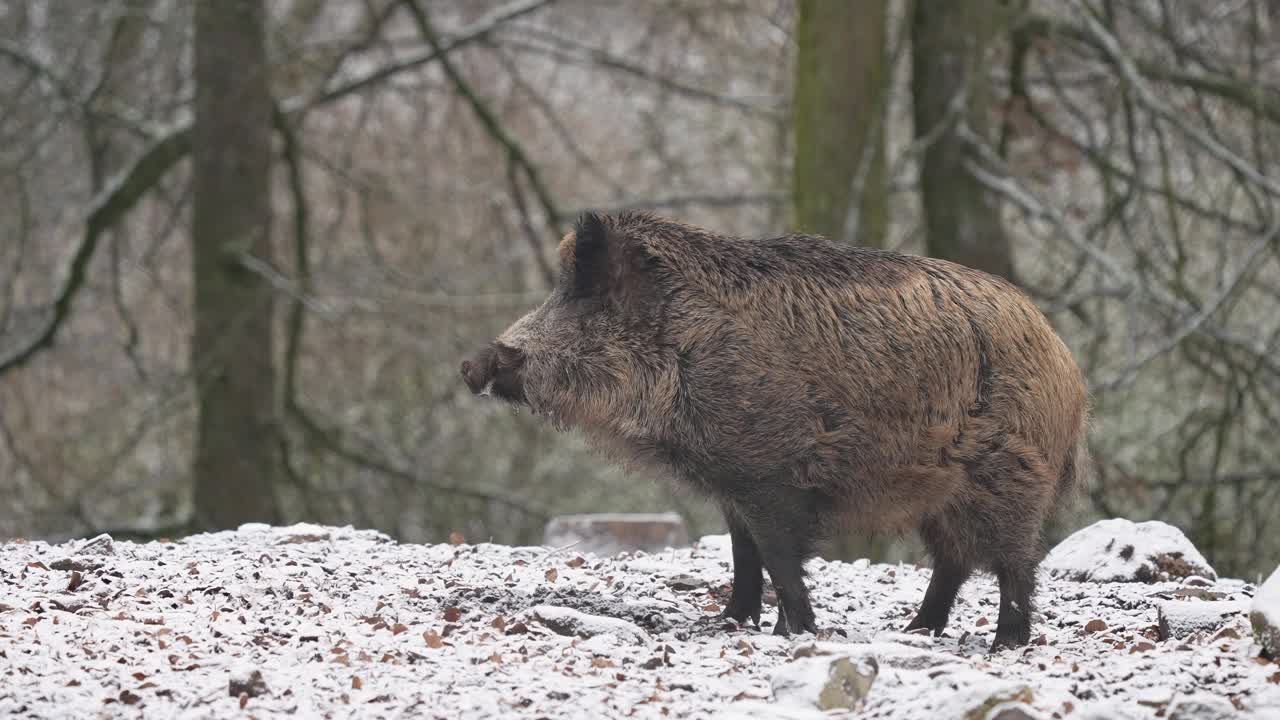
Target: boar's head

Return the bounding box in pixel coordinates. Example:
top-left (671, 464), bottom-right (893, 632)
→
top-left (460, 212), bottom-right (669, 433)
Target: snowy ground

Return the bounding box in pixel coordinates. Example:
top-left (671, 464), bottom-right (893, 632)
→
top-left (2, 523), bottom-right (1278, 719)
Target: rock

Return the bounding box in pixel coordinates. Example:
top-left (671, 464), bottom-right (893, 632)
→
top-left (543, 513), bottom-right (689, 556)
top-left (984, 702), bottom-right (1048, 720)
top-left (665, 573), bottom-right (705, 591)
top-left (1166, 693), bottom-right (1238, 720)
top-left (228, 668), bottom-right (268, 698)
top-left (78, 533), bottom-right (115, 556)
top-left (1157, 600), bottom-right (1248, 641)
top-left (1253, 566), bottom-right (1280, 657)
top-left (1044, 519), bottom-right (1215, 583)
top-left (770, 653), bottom-right (878, 711)
top-left (526, 605), bottom-right (649, 645)
top-left (793, 641), bottom-right (949, 670)
top-left (961, 686), bottom-right (1035, 720)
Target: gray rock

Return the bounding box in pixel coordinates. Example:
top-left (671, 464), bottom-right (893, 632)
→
top-left (543, 513), bottom-right (689, 556)
top-left (1167, 693), bottom-right (1238, 720)
top-left (78, 533), bottom-right (115, 556)
top-left (526, 604), bottom-right (649, 645)
top-left (962, 687), bottom-right (1035, 720)
top-left (984, 702), bottom-right (1048, 720)
top-left (770, 653), bottom-right (878, 711)
top-left (665, 573), bottom-right (705, 591)
top-left (1156, 599), bottom-right (1248, 640)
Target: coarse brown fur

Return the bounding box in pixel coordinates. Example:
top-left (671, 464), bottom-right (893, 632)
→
top-left (460, 211), bottom-right (1090, 652)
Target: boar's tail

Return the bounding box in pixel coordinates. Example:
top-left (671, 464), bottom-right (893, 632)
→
top-left (1052, 435), bottom-right (1092, 520)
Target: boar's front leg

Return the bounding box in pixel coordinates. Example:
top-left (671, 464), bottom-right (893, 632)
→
top-left (736, 488), bottom-right (819, 637)
top-left (719, 509), bottom-right (763, 627)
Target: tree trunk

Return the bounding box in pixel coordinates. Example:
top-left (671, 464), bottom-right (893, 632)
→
top-left (191, 0), bottom-right (281, 529)
top-left (911, 0), bottom-right (1016, 280)
top-left (791, 0), bottom-right (889, 248)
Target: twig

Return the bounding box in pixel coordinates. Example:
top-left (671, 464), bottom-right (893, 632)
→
top-left (0, 0), bottom-right (561, 377)
top-left (402, 0), bottom-right (562, 246)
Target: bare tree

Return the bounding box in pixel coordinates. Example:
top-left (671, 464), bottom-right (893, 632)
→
top-left (190, 0), bottom-right (280, 529)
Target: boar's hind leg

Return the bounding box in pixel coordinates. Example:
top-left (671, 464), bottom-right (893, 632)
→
top-left (905, 521), bottom-right (973, 636)
top-left (735, 489), bottom-right (820, 637)
top-left (720, 509), bottom-right (764, 626)
top-left (991, 552), bottom-right (1039, 651)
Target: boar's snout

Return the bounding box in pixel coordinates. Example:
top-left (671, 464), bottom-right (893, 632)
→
top-left (460, 346), bottom-right (496, 395)
top-left (459, 343), bottom-right (526, 403)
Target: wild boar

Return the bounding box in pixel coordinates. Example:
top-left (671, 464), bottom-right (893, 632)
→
top-left (461, 211), bottom-right (1090, 651)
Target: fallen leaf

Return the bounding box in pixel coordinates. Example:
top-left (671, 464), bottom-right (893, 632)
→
top-left (424, 630), bottom-right (444, 649)
top-left (443, 607), bottom-right (463, 623)
top-left (119, 690), bottom-right (141, 706)
top-left (66, 571), bottom-right (84, 592)
top-left (545, 568), bottom-right (558, 582)
top-left (1084, 619), bottom-right (1107, 633)
top-left (592, 656), bottom-right (615, 668)
top-left (352, 676), bottom-right (363, 690)
top-left (567, 556), bottom-right (586, 568)
top-left (491, 616), bottom-right (507, 631)
top-left (702, 603), bottom-right (721, 614)
top-left (504, 622), bottom-right (529, 635)
top-left (976, 617), bottom-right (989, 627)
top-left (391, 623), bottom-right (409, 635)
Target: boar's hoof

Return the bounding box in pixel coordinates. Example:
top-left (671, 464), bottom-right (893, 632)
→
top-left (989, 625), bottom-right (1032, 653)
top-left (772, 608), bottom-right (818, 637)
top-left (718, 600), bottom-right (762, 628)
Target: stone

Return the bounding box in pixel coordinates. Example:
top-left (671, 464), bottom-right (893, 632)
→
top-left (962, 686), bottom-right (1035, 720)
top-left (665, 573), bottom-right (705, 591)
top-left (770, 653), bottom-right (878, 711)
top-left (984, 702), bottom-right (1048, 720)
top-left (543, 513), bottom-right (689, 556)
top-left (526, 605), bottom-right (649, 645)
top-left (1166, 693), bottom-right (1239, 720)
top-left (1252, 566), bottom-right (1280, 657)
top-left (78, 533), bottom-right (115, 556)
top-left (1044, 519), bottom-right (1215, 583)
top-left (228, 668), bottom-right (268, 698)
top-left (1157, 600), bottom-right (1248, 641)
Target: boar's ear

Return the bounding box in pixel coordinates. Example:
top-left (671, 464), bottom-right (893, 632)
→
top-left (568, 211), bottom-right (612, 297)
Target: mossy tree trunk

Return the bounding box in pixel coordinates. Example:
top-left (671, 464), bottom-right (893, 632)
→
top-left (191, 0), bottom-right (281, 529)
top-left (911, 0), bottom-right (1017, 280)
top-left (792, 0), bottom-right (896, 564)
top-left (791, 0), bottom-right (889, 248)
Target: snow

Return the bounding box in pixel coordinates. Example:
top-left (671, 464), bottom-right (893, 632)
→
top-left (1, 523), bottom-right (1278, 719)
top-left (1157, 599), bottom-right (1249, 640)
top-left (769, 653), bottom-right (876, 711)
top-left (1043, 518), bottom-right (1216, 583)
top-left (526, 605), bottom-right (650, 645)
top-left (1253, 566), bottom-right (1280, 657)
